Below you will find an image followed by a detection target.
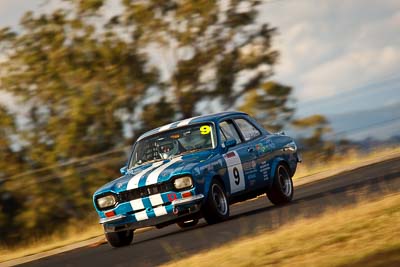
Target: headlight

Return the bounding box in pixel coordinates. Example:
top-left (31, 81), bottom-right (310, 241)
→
top-left (174, 176), bottom-right (193, 190)
top-left (97, 195), bottom-right (117, 209)
top-left (284, 141), bottom-right (297, 152)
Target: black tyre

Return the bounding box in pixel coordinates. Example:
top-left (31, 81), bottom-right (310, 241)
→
top-left (267, 164), bottom-right (293, 205)
top-left (177, 218), bottom-right (199, 229)
top-left (105, 230), bottom-right (134, 247)
top-left (202, 180), bottom-right (229, 224)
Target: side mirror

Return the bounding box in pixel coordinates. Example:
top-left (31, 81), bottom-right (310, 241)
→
top-left (120, 166), bottom-right (128, 175)
top-left (224, 139), bottom-right (237, 149)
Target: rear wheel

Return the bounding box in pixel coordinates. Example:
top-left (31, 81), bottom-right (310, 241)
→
top-left (203, 180), bottom-right (229, 224)
top-left (177, 219), bottom-right (199, 229)
top-left (105, 230), bottom-right (134, 247)
top-left (267, 164), bottom-right (293, 205)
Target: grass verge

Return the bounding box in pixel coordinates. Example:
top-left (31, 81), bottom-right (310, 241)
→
top-left (0, 220), bottom-right (103, 263)
top-left (293, 146), bottom-right (400, 179)
top-left (162, 193), bottom-right (400, 267)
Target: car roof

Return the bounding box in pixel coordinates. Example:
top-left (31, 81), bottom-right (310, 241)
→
top-left (137, 111), bottom-right (248, 141)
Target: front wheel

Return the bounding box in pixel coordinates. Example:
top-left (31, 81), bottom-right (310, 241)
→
top-left (177, 219), bottom-right (199, 229)
top-left (105, 230), bottom-right (134, 247)
top-left (202, 180), bottom-right (230, 224)
top-left (267, 164), bottom-right (293, 205)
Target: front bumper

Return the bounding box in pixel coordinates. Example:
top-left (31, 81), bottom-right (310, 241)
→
top-left (100, 194), bottom-right (204, 233)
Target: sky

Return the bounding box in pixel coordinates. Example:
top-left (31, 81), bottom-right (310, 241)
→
top-left (258, 0), bottom-right (400, 116)
top-left (0, 0), bottom-right (400, 119)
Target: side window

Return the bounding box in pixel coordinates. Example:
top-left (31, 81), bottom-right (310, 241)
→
top-left (219, 129), bottom-right (227, 143)
top-left (234, 118), bottom-right (261, 141)
top-left (219, 120), bottom-right (242, 145)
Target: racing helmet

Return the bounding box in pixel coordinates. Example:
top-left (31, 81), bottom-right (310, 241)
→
top-left (158, 139), bottom-right (179, 159)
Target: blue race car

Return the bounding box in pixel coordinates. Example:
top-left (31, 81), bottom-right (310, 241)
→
top-left (93, 111), bottom-right (300, 247)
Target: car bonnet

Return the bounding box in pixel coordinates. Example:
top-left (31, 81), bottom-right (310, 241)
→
top-left (94, 150), bottom-right (215, 195)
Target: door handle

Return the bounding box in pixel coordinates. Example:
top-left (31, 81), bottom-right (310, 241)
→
top-left (247, 147), bottom-right (254, 153)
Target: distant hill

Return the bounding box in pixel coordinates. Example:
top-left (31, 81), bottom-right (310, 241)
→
top-left (326, 103), bottom-right (400, 140)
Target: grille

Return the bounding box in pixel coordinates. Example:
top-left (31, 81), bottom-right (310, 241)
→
top-left (118, 182), bottom-right (175, 203)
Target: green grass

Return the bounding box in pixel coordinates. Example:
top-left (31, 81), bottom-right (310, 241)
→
top-left (162, 193), bottom-right (400, 267)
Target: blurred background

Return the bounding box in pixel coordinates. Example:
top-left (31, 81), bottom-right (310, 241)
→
top-left (0, 0), bottom-right (399, 248)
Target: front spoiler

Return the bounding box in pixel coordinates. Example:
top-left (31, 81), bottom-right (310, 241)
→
top-left (101, 194), bottom-right (204, 233)
top-left (100, 215), bottom-right (126, 224)
top-left (171, 194), bottom-right (204, 206)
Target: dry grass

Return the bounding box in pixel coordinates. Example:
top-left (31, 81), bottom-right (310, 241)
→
top-left (0, 220), bottom-right (103, 263)
top-left (1, 146), bottom-right (399, 263)
top-left (294, 146), bottom-right (400, 179)
top-left (162, 193), bottom-right (400, 267)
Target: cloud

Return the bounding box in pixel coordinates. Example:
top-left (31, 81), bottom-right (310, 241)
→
top-left (300, 46), bottom-right (400, 100)
top-left (259, 0), bottom-right (400, 111)
top-left (273, 21), bottom-right (335, 77)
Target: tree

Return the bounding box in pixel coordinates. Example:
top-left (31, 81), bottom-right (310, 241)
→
top-left (0, 0), bottom-right (288, 162)
top-left (239, 81), bottom-right (294, 131)
top-left (109, 0), bottom-right (280, 118)
top-left (292, 115), bottom-right (335, 162)
top-left (0, 5), bottom-right (159, 242)
top-left (0, 106), bottom-right (25, 243)
top-left (140, 97), bottom-right (176, 132)
top-left (0, 9), bottom-right (158, 165)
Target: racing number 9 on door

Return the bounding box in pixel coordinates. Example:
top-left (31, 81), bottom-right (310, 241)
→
top-left (233, 167), bottom-right (240, 185)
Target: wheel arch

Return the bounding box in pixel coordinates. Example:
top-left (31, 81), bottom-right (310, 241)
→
top-left (268, 157), bottom-right (291, 189)
top-left (202, 173), bottom-right (229, 203)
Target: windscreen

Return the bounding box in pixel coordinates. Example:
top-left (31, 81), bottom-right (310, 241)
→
top-left (128, 123), bottom-right (215, 168)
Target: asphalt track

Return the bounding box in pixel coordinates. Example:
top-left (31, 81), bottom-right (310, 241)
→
top-left (20, 157), bottom-right (400, 267)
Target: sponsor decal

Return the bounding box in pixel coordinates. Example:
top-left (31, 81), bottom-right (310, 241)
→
top-left (260, 161), bottom-right (271, 180)
top-left (167, 193), bottom-right (177, 202)
top-left (242, 160), bottom-right (257, 177)
top-left (255, 140), bottom-right (276, 153)
top-left (251, 160), bottom-right (257, 169)
top-left (225, 151), bottom-right (236, 158)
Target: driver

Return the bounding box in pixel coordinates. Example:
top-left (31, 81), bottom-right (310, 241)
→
top-left (158, 139), bottom-right (179, 159)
